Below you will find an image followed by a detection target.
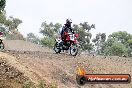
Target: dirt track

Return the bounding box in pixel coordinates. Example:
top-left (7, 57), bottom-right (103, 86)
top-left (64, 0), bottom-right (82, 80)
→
top-left (0, 40), bottom-right (132, 88)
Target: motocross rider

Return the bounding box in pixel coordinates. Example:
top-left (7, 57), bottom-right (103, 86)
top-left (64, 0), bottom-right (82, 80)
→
top-left (60, 19), bottom-right (74, 45)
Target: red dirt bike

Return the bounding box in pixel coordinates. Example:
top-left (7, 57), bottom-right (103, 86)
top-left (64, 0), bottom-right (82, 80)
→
top-left (0, 32), bottom-right (4, 50)
top-left (53, 31), bottom-right (79, 56)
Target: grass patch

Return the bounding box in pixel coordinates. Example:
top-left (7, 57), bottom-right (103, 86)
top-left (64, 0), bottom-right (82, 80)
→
top-left (49, 81), bottom-right (57, 88)
top-left (37, 80), bottom-right (46, 88)
top-left (23, 81), bottom-right (35, 88)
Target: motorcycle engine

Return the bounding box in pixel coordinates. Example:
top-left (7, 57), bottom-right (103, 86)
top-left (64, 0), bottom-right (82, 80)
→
top-left (66, 41), bottom-right (71, 47)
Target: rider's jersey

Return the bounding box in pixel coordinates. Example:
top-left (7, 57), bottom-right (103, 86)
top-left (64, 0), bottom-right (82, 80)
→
top-left (60, 25), bottom-right (73, 35)
top-left (60, 26), bottom-right (65, 36)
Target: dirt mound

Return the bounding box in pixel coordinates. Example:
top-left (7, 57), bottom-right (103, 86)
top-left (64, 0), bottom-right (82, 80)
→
top-left (0, 53), bottom-right (30, 88)
top-left (1, 50), bottom-right (131, 88)
top-left (3, 40), bottom-right (51, 52)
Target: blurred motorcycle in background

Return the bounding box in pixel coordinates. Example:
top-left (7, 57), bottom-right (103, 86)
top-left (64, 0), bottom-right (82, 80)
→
top-left (0, 32), bottom-right (4, 50)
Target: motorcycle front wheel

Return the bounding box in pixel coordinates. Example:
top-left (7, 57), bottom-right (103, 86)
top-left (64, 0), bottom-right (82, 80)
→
top-left (0, 42), bottom-right (4, 50)
top-left (70, 44), bottom-right (78, 56)
top-left (53, 42), bottom-right (61, 53)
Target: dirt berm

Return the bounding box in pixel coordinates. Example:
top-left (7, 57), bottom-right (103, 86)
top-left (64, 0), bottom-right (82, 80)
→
top-left (0, 40), bottom-right (132, 88)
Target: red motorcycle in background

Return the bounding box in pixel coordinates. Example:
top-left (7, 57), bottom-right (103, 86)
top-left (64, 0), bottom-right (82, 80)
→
top-left (54, 31), bottom-right (79, 56)
top-left (0, 32), bottom-right (4, 50)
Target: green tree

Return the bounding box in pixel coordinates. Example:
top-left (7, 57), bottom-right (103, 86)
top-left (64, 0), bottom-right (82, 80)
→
top-left (40, 22), bottom-right (62, 37)
top-left (0, 1), bottom-right (24, 40)
top-left (73, 24), bottom-right (79, 32)
top-left (0, 26), bottom-right (8, 36)
top-left (0, 0), bottom-right (6, 13)
top-left (108, 31), bottom-right (132, 45)
top-left (7, 16), bottom-right (22, 31)
top-left (74, 22), bottom-right (95, 51)
top-left (40, 22), bottom-right (54, 38)
top-left (0, 12), bottom-right (6, 24)
top-left (40, 21), bottom-right (62, 47)
top-left (54, 23), bottom-right (62, 33)
top-left (41, 37), bottom-right (55, 48)
top-left (104, 42), bottom-right (128, 56)
top-left (127, 39), bottom-right (132, 57)
top-left (92, 33), bottom-right (106, 54)
top-left (0, 14), bottom-right (22, 32)
top-left (12, 17), bottom-right (22, 30)
top-left (102, 31), bottom-right (132, 57)
top-left (26, 33), bottom-right (40, 44)
top-left (79, 22), bottom-right (95, 32)
top-left (5, 17), bottom-right (23, 40)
